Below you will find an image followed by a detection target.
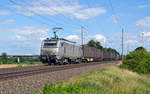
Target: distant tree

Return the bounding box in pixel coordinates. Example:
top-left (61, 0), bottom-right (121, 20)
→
top-left (87, 40), bottom-right (96, 48)
top-left (135, 47), bottom-right (146, 51)
top-left (87, 40), bottom-right (119, 55)
top-left (95, 41), bottom-right (103, 49)
top-left (1, 53), bottom-right (8, 64)
top-left (106, 48), bottom-right (120, 55)
top-left (87, 40), bottom-right (103, 49)
top-left (8, 57), bottom-right (17, 64)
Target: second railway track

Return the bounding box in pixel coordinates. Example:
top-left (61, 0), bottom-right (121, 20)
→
top-left (0, 61), bottom-right (119, 81)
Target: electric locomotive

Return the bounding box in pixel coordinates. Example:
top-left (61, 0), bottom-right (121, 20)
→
top-left (40, 32), bottom-right (82, 65)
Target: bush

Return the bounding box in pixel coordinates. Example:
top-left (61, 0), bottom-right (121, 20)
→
top-left (120, 47), bottom-right (150, 74)
top-left (42, 83), bottom-right (81, 94)
top-left (17, 64), bottom-right (23, 67)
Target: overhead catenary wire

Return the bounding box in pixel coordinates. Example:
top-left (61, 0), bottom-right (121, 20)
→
top-left (108, 0), bottom-right (125, 56)
top-left (86, 2), bottom-right (108, 47)
top-left (8, 0), bottom-right (94, 41)
top-left (83, 0), bottom-right (106, 36)
top-left (8, 0), bottom-right (64, 27)
top-left (16, 0), bottom-right (88, 37)
top-left (1, 6), bottom-right (53, 27)
top-left (40, 0), bottom-right (93, 41)
top-left (108, 0), bottom-right (122, 28)
top-left (20, 0), bottom-right (82, 28)
top-left (32, 0), bottom-right (82, 27)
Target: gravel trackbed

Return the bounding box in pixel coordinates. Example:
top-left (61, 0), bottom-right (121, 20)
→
top-left (0, 61), bottom-right (118, 94)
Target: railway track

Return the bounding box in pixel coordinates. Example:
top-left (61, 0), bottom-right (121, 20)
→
top-left (0, 61), bottom-right (119, 81)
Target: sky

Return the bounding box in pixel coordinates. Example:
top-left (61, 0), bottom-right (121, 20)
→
top-left (0, 0), bottom-right (150, 55)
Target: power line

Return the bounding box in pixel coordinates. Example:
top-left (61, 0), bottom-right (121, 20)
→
top-left (41, 0), bottom-right (92, 34)
top-left (20, 0), bottom-right (83, 28)
top-left (34, 0), bottom-right (82, 27)
top-left (0, 5), bottom-right (51, 27)
top-left (19, 0), bottom-right (86, 36)
top-left (8, 0), bottom-right (63, 27)
top-left (83, 0), bottom-right (106, 38)
top-left (8, 0), bottom-right (93, 39)
top-left (108, 0), bottom-right (125, 56)
top-left (108, 0), bottom-right (122, 28)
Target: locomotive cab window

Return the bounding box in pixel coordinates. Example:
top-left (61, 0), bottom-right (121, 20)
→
top-left (44, 41), bottom-right (57, 46)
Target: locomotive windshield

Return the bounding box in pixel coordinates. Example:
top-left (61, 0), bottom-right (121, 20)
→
top-left (44, 41), bottom-right (57, 46)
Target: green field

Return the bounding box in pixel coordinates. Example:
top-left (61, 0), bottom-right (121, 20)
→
top-left (0, 62), bottom-right (42, 65)
top-left (0, 62), bottom-right (43, 68)
top-left (33, 65), bottom-right (150, 94)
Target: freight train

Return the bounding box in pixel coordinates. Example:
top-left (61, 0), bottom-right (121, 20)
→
top-left (40, 33), bottom-right (120, 65)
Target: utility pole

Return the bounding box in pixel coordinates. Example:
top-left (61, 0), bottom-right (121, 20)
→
top-left (81, 26), bottom-right (84, 46)
top-left (142, 32), bottom-right (144, 47)
top-left (104, 38), bottom-right (107, 48)
top-left (121, 28), bottom-right (124, 60)
top-left (81, 26), bottom-right (84, 58)
top-left (127, 42), bottom-right (129, 54)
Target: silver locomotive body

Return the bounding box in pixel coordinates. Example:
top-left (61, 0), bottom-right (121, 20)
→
top-left (40, 38), bottom-right (82, 65)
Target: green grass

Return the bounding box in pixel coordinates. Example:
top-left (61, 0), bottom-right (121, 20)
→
top-left (19, 62), bottom-right (43, 65)
top-left (31, 66), bottom-right (150, 94)
top-left (0, 62), bottom-right (42, 65)
top-left (17, 64), bottom-right (23, 67)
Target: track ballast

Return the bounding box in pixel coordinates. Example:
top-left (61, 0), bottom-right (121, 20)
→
top-left (0, 61), bottom-right (119, 81)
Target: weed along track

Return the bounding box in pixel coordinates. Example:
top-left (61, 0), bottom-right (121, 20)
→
top-left (0, 61), bottom-right (118, 81)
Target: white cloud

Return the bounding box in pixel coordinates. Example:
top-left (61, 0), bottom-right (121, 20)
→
top-left (13, 26), bottom-right (49, 37)
top-left (0, 11), bottom-right (11, 15)
top-left (72, 7), bottom-right (106, 20)
top-left (17, 11), bottom-right (34, 16)
top-left (126, 40), bottom-right (138, 44)
top-left (25, 5), bottom-right (82, 16)
top-left (15, 35), bottom-right (25, 41)
top-left (65, 35), bottom-right (80, 40)
top-left (136, 17), bottom-right (150, 30)
top-left (89, 34), bottom-right (106, 41)
top-left (12, 0), bottom-right (106, 20)
top-left (138, 4), bottom-right (150, 8)
top-left (143, 32), bottom-right (150, 37)
top-left (1, 19), bottom-right (15, 25)
top-left (5, 25), bottom-right (50, 54)
top-left (111, 15), bottom-right (118, 24)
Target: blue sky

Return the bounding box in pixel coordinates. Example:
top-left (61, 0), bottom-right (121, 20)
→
top-left (0, 0), bottom-right (150, 55)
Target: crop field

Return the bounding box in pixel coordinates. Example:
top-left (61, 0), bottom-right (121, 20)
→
top-left (33, 65), bottom-right (150, 94)
top-left (0, 62), bottom-right (43, 68)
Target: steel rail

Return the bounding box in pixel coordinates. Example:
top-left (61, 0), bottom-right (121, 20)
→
top-left (0, 61), bottom-right (119, 81)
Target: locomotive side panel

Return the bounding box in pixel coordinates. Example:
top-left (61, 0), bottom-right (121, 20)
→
top-left (59, 41), bottom-right (82, 59)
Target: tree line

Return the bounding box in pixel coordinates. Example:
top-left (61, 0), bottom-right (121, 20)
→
top-left (87, 40), bottom-right (120, 55)
top-left (0, 53), bottom-right (40, 64)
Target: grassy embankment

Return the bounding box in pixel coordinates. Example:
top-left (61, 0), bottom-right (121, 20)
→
top-left (33, 65), bottom-right (150, 94)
